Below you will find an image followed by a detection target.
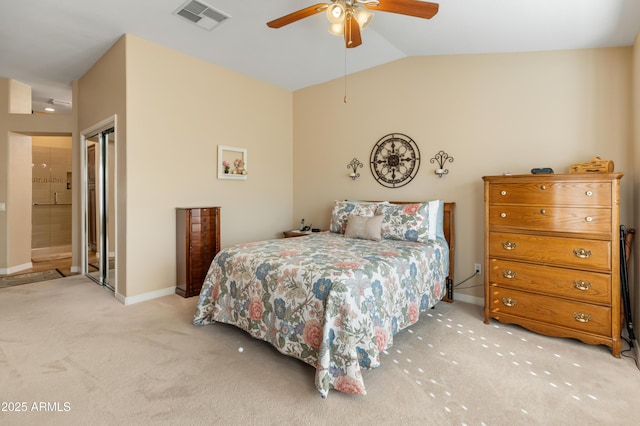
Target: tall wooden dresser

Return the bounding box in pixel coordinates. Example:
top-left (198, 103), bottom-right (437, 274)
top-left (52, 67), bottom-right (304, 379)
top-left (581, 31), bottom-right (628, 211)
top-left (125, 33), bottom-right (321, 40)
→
top-left (176, 207), bottom-right (221, 298)
top-left (483, 173), bottom-right (623, 356)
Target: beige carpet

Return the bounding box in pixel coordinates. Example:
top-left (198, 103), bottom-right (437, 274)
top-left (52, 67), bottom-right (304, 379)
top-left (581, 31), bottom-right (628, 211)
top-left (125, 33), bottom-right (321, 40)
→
top-left (1, 275), bottom-right (638, 425)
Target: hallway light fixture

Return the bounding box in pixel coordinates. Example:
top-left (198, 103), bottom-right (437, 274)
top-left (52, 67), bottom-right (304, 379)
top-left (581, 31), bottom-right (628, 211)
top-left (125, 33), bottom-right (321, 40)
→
top-left (48, 98), bottom-right (71, 106)
top-left (45, 98), bottom-right (71, 113)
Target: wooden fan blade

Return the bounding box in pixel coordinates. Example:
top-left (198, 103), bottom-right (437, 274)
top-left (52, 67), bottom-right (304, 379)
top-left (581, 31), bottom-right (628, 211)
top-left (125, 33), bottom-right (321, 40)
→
top-left (267, 3), bottom-right (328, 28)
top-left (366, 0), bottom-right (439, 20)
top-left (344, 15), bottom-right (362, 48)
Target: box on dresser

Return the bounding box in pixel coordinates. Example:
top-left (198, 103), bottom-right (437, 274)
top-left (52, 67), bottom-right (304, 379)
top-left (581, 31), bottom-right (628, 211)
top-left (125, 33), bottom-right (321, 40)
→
top-left (483, 173), bottom-right (623, 357)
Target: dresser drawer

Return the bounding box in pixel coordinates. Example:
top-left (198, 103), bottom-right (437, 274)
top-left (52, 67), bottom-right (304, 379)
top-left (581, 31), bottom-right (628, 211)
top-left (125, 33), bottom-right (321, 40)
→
top-left (488, 205), bottom-right (611, 234)
top-left (488, 287), bottom-right (611, 336)
top-left (489, 232), bottom-right (611, 271)
top-left (489, 259), bottom-right (611, 304)
top-left (190, 208), bottom-right (219, 224)
top-left (488, 182), bottom-right (612, 207)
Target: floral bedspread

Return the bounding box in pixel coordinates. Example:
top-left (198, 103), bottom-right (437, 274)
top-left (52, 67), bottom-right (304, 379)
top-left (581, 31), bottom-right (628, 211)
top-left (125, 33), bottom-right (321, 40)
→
top-left (193, 233), bottom-right (449, 397)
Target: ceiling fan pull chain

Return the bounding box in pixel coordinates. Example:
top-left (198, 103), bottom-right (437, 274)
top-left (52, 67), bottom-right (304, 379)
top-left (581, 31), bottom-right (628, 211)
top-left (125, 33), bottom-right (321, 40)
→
top-left (344, 47), bottom-right (348, 103)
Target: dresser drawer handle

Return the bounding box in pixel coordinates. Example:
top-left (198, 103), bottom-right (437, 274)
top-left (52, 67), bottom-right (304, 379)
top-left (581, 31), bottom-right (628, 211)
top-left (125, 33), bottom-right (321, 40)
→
top-left (540, 184), bottom-right (546, 190)
top-left (500, 212), bottom-right (507, 218)
top-left (540, 209), bottom-right (546, 214)
top-left (573, 248), bottom-right (592, 259)
top-left (573, 312), bottom-right (592, 323)
top-left (503, 270), bottom-right (517, 279)
top-left (573, 280), bottom-right (592, 291)
top-left (585, 216), bottom-right (593, 222)
top-left (502, 298), bottom-right (517, 307)
top-left (502, 241), bottom-right (516, 250)
top-left (586, 191), bottom-right (593, 196)
top-left (500, 190), bottom-right (507, 196)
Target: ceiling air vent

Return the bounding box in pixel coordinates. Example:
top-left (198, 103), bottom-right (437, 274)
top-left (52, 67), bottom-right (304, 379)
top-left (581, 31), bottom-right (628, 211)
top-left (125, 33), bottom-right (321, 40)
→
top-left (173, 0), bottom-right (230, 31)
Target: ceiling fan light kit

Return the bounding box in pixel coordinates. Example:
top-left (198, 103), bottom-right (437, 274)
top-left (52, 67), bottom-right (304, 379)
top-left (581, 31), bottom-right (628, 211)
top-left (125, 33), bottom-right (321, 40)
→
top-left (327, 2), bottom-right (346, 24)
top-left (353, 6), bottom-right (374, 29)
top-left (328, 23), bottom-right (344, 36)
top-left (326, 1), bottom-right (374, 30)
top-left (267, 0), bottom-right (439, 48)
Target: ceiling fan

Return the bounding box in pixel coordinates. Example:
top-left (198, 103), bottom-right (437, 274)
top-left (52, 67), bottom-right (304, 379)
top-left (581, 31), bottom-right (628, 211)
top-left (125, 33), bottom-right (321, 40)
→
top-left (267, 0), bottom-right (439, 49)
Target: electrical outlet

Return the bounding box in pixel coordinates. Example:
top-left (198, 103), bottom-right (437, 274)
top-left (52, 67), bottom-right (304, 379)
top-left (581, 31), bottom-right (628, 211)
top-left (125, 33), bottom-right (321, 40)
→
top-left (474, 263), bottom-right (482, 275)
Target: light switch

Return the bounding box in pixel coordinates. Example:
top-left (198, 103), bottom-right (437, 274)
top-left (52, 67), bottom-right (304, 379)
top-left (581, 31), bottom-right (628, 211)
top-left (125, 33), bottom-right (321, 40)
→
top-left (0, 202), bottom-right (5, 211)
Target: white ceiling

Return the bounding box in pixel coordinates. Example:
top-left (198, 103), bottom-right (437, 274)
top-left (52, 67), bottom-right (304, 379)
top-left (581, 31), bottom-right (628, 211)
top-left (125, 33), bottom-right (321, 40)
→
top-left (1, 0), bottom-right (639, 115)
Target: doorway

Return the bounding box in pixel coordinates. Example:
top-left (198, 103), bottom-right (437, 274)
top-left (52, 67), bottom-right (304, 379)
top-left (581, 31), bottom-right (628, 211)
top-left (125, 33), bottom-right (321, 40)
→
top-left (82, 118), bottom-right (116, 292)
top-left (31, 136), bottom-right (73, 260)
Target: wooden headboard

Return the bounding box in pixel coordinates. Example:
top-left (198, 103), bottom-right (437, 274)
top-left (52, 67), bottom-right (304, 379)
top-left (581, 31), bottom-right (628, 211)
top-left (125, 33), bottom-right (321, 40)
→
top-left (383, 201), bottom-right (455, 303)
top-left (443, 202), bottom-right (455, 302)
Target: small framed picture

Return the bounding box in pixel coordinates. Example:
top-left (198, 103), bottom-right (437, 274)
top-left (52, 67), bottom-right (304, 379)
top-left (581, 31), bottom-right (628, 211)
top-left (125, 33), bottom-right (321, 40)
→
top-left (218, 145), bottom-right (247, 180)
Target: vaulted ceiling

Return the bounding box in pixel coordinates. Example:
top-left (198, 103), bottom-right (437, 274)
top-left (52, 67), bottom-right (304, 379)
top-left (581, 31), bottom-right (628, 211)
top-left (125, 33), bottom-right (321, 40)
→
top-left (1, 0), bottom-right (639, 114)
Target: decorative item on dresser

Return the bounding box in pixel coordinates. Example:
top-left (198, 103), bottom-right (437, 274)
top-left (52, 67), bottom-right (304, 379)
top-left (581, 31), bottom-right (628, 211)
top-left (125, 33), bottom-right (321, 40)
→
top-left (483, 173), bottom-right (623, 357)
top-left (175, 207), bottom-right (221, 298)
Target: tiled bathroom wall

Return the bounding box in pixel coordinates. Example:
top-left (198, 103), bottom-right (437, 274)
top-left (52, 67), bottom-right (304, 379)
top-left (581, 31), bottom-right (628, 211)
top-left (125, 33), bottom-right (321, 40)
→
top-left (32, 144), bottom-right (72, 250)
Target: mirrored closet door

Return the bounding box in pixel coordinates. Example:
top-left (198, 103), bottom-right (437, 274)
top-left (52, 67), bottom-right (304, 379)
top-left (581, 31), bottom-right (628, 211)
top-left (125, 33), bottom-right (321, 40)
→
top-left (83, 125), bottom-right (115, 291)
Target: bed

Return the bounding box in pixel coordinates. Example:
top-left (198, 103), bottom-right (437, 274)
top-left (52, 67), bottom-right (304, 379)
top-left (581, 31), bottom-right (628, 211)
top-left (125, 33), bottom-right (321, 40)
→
top-left (194, 200), bottom-right (455, 397)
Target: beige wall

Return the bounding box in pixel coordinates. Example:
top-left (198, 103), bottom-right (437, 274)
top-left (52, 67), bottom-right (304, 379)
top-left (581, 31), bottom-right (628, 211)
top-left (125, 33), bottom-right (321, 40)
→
top-left (8, 79), bottom-right (31, 114)
top-left (0, 80), bottom-right (9, 269)
top-left (77, 36), bottom-right (127, 295)
top-left (78, 34), bottom-right (293, 300)
top-left (293, 48), bottom-right (634, 304)
top-left (7, 133), bottom-right (32, 269)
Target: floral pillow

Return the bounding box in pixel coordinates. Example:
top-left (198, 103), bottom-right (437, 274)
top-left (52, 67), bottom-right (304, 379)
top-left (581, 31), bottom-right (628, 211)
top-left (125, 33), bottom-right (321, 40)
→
top-left (377, 200), bottom-right (442, 242)
top-left (329, 201), bottom-right (380, 234)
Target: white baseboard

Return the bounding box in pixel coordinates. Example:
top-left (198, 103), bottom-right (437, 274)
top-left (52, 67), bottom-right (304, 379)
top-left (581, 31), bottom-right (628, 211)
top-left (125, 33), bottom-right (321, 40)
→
top-left (115, 286), bottom-right (177, 305)
top-left (0, 262), bottom-right (33, 275)
top-left (453, 292), bottom-right (484, 306)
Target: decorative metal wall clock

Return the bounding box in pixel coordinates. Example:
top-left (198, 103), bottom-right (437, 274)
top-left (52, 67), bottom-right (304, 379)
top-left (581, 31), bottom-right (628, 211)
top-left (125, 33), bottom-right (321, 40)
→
top-left (370, 133), bottom-right (420, 188)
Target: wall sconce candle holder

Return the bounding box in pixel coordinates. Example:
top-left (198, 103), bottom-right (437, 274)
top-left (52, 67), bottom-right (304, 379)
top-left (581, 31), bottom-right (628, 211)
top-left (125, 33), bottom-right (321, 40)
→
top-left (430, 151), bottom-right (454, 178)
top-left (347, 158), bottom-right (363, 180)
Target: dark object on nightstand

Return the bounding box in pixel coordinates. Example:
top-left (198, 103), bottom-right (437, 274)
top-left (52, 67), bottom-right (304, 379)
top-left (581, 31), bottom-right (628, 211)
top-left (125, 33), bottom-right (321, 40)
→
top-left (531, 167), bottom-right (554, 174)
top-left (176, 207), bottom-right (221, 297)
